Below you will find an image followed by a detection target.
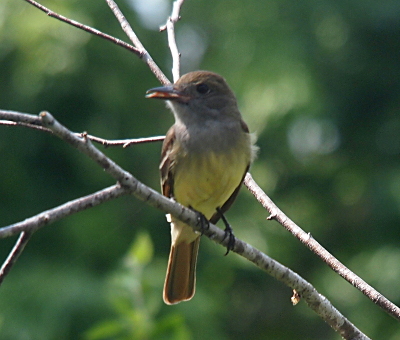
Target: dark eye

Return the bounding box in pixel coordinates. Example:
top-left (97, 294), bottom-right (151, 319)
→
top-left (196, 83), bottom-right (210, 94)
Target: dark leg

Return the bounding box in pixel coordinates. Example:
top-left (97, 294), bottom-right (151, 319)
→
top-left (190, 206), bottom-right (209, 235)
top-left (216, 207), bottom-right (235, 255)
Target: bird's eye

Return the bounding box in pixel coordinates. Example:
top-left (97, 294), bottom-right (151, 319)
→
top-left (196, 83), bottom-right (210, 94)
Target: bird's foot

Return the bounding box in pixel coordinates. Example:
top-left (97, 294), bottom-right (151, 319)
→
top-left (191, 207), bottom-right (209, 235)
top-left (216, 208), bottom-right (235, 255)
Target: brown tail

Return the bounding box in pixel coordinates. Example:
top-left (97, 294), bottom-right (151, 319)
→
top-left (163, 237), bottom-right (200, 305)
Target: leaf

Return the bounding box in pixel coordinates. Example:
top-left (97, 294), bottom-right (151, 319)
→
top-left (128, 231), bottom-right (154, 265)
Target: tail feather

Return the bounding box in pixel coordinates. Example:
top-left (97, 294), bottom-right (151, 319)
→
top-left (163, 237), bottom-right (200, 305)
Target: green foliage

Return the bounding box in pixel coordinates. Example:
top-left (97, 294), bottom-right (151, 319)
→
top-left (1, 0), bottom-right (400, 339)
top-left (85, 232), bottom-right (192, 340)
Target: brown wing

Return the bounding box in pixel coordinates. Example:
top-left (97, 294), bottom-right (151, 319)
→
top-left (240, 118), bottom-right (250, 133)
top-left (160, 126), bottom-right (176, 198)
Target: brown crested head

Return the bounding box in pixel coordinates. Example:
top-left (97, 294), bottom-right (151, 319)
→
top-left (147, 71), bottom-right (238, 115)
top-left (174, 71), bottom-right (234, 99)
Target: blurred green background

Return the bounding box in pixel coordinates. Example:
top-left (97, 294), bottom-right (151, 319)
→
top-left (1, 0), bottom-right (400, 339)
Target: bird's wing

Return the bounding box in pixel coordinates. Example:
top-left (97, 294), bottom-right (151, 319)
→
top-left (160, 126), bottom-right (176, 198)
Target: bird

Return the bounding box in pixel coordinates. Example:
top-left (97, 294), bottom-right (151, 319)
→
top-left (146, 71), bottom-right (257, 304)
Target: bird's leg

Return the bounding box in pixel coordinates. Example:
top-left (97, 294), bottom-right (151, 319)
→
top-left (189, 206), bottom-right (209, 235)
top-left (216, 207), bottom-right (235, 255)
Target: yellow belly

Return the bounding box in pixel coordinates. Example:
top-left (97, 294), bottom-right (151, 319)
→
top-left (173, 151), bottom-right (247, 219)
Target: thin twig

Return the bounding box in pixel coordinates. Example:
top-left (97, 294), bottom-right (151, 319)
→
top-left (0, 185), bottom-right (127, 239)
top-left (0, 232), bottom-right (32, 286)
top-left (84, 134), bottom-right (165, 148)
top-left (0, 120), bottom-right (53, 134)
top-left (244, 173), bottom-right (400, 321)
top-left (160, 0), bottom-right (186, 82)
top-left (104, 0), bottom-right (170, 85)
top-left (24, 0), bottom-right (169, 85)
top-left (23, 0), bottom-right (142, 57)
top-left (0, 111), bottom-right (165, 146)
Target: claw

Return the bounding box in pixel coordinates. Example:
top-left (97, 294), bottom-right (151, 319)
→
top-left (192, 207), bottom-right (209, 235)
top-left (216, 208), bottom-right (235, 255)
top-left (223, 225), bottom-right (235, 256)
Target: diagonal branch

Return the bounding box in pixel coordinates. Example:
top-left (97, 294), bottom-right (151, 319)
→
top-left (0, 232), bottom-right (32, 286)
top-left (244, 173), bottom-right (400, 321)
top-left (104, 0), bottom-right (170, 85)
top-left (0, 184), bottom-right (128, 239)
top-left (23, 0), bottom-right (170, 85)
top-left (23, 0), bottom-right (142, 57)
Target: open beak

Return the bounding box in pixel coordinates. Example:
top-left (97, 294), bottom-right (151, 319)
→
top-left (146, 85), bottom-right (189, 102)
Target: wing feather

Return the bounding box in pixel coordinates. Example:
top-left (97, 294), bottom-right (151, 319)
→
top-left (160, 126), bottom-right (176, 198)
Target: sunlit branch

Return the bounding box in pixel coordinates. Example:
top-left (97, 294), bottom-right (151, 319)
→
top-left (244, 173), bottom-right (400, 321)
top-left (160, 0), bottom-right (186, 82)
top-left (0, 111), bottom-right (165, 147)
top-left (84, 134), bottom-right (165, 148)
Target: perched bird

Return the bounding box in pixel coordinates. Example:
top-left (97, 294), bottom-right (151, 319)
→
top-left (146, 71), bottom-right (257, 304)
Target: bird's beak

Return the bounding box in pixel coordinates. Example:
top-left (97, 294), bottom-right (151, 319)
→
top-left (146, 85), bottom-right (190, 102)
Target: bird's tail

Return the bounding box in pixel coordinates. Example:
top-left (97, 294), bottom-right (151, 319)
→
top-left (163, 223), bottom-right (200, 305)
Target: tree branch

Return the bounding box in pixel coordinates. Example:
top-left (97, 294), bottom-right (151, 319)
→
top-left (160, 0), bottom-right (186, 82)
top-left (0, 109), bottom-right (43, 125)
top-left (0, 232), bottom-right (32, 286)
top-left (104, 0), bottom-right (170, 85)
top-left (23, 0), bottom-right (170, 85)
top-left (0, 184), bottom-right (128, 239)
top-left (0, 110), bottom-right (164, 147)
top-left (244, 173), bottom-right (400, 321)
top-left (23, 0), bottom-right (142, 57)
top-left (84, 134), bottom-right (165, 148)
